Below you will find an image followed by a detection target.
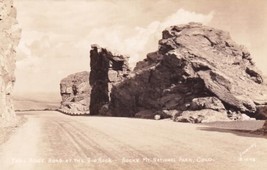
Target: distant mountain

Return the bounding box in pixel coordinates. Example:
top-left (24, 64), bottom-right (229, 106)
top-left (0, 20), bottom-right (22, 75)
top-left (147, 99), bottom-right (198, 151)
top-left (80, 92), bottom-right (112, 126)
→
top-left (13, 92), bottom-right (61, 111)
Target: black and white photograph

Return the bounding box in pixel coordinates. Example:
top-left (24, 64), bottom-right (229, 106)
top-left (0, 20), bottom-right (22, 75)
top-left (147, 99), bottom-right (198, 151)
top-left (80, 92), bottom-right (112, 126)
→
top-left (0, 0), bottom-right (267, 169)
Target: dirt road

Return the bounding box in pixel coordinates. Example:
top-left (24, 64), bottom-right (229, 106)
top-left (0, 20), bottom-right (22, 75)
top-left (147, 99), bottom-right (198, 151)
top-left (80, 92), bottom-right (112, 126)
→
top-left (0, 111), bottom-right (266, 170)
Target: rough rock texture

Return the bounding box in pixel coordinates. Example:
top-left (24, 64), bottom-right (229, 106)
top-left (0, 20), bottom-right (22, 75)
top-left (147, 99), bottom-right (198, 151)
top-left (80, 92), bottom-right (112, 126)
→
top-left (59, 71), bottom-right (91, 115)
top-left (0, 0), bottom-right (21, 121)
top-left (89, 45), bottom-right (130, 115)
top-left (107, 22), bottom-right (267, 122)
top-left (174, 109), bottom-right (229, 123)
top-left (190, 97), bottom-right (225, 111)
top-left (255, 105), bottom-right (267, 119)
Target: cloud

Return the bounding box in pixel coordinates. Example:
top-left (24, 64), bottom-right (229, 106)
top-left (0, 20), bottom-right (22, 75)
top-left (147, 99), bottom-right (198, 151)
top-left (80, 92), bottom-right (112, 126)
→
top-left (87, 9), bottom-right (214, 68)
top-left (14, 0), bottom-right (214, 93)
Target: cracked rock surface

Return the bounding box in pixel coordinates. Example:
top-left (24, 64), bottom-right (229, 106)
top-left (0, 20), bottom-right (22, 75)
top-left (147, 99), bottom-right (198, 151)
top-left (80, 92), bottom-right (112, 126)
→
top-left (0, 0), bottom-right (21, 121)
top-left (89, 45), bottom-right (130, 115)
top-left (59, 71), bottom-right (91, 115)
top-left (107, 23), bottom-right (267, 122)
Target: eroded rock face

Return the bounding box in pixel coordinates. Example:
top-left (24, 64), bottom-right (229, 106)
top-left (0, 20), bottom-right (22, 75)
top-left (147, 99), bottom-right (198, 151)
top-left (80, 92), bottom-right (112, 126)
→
top-left (59, 71), bottom-right (91, 115)
top-left (0, 0), bottom-right (21, 121)
top-left (108, 23), bottom-right (267, 122)
top-left (89, 45), bottom-right (130, 115)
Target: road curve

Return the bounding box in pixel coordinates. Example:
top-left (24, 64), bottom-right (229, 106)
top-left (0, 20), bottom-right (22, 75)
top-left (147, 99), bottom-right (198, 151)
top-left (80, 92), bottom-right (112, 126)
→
top-left (0, 111), bottom-right (266, 170)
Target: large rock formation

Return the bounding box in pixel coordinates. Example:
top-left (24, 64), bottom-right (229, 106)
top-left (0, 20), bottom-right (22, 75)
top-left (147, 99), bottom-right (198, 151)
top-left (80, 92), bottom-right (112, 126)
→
top-left (0, 0), bottom-right (21, 121)
top-left (106, 23), bottom-right (267, 122)
top-left (89, 45), bottom-right (130, 115)
top-left (59, 71), bottom-right (91, 115)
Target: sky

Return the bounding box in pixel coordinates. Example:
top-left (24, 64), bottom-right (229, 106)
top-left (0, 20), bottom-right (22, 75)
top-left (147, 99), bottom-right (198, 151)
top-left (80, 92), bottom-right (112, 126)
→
top-left (13, 0), bottom-right (267, 95)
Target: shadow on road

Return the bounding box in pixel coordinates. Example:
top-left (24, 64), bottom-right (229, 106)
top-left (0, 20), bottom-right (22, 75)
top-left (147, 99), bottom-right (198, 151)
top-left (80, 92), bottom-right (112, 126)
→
top-left (198, 127), bottom-right (267, 139)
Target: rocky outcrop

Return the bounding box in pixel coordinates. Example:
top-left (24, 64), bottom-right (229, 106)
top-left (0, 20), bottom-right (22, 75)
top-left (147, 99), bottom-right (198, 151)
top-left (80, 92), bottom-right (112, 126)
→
top-left (0, 0), bottom-right (21, 121)
top-left (106, 22), bottom-right (267, 122)
top-left (59, 71), bottom-right (91, 115)
top-left (89, 45), bottom-right (130, 115)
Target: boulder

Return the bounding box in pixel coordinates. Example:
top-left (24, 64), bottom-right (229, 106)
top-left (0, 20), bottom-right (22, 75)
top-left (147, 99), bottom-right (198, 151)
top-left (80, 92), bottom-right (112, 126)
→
top-left (154, 115), bottom-right (161, 120)
top-left (162, 109), bottom-right (181, 118)
top-left (0, 0), bottom-right (21, 121)
top-left (107, 23), bottom-right (267, 122)
top-left (175, 109), bottom-right (229, 123)
top-left (240, 114), bottom-right (256, 121)
top-left (190, 97), bottom-right (225, 111)
top-left (59, 71), bottom-right (90, 115)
